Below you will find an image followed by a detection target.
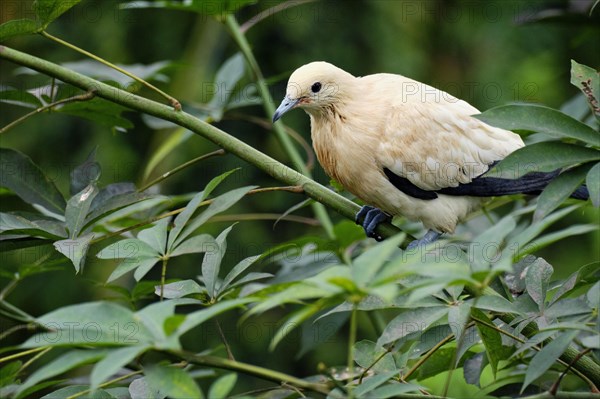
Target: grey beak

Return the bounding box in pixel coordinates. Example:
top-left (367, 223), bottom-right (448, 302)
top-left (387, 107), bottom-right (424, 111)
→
top-left (273, 96), bottom-right (300, 123)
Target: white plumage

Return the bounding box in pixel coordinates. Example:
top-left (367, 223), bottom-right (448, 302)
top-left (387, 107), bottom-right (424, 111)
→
top-left (273, 62), bottom-right (525, 238)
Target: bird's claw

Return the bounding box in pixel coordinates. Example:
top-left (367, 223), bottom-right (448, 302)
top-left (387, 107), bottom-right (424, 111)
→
top-left (406, 230), bottom-right (442, 250)
top-left (355, 206), bottom-right (390, 241)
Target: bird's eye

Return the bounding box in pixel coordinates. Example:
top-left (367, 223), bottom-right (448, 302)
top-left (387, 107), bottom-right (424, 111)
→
top-left (311, 82), bottom-right (322, 93)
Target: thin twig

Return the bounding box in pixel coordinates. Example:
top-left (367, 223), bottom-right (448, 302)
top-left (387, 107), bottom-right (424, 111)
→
top-left (0, 347), bottom-right (48, 364)
top-left (0, 91), bottom-right (96, 134)
top-left (358, 344), bottom-right (394, 384)
top-left (402, 332), bottom-right (455, 381)
top-left (138, 149), bottom-right (226, 192)
top-left (210, 213), bottom-right (319, 226)
top-left (240, 0), bottom-right (318, 33)
top-left (39, 31), bottom-right (181, 110)
top-left (215, 320), bottom-right (235, 361)
top-left (19, 346), bottom-right (52, 373)
top-left (550, 348), bottom-right (594, 395)
top-left (66, 369), bottom-right (144, 399)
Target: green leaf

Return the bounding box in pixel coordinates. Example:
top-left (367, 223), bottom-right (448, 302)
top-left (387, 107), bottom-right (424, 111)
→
top-left (522, 330), bottom-right (579, 391)
top-left (470, 215), bottom-right (516, 272)
top-left (472, 308), bottom-right (503, 376)
top-left (207, 373), bottom-right (237, 399)
top-left (90, 346), bottom-right (148, 392)
top-left (70, 148), bottom-right (100, 196)
top-left (138, 218), bottom-right (170, 256)
top-left (0, 19), bottom-right (41, 41)
top-left (354, 341), bottom-right (396, 374)
top-left (0, 148), bottom-right (66, 214)
top-left (174, 186), bottom-right (255, 248)
top-left (476, 103), bottom-right (600, 146)
top-left (53, 233), bottom-right (94, 273)
top-left (570, 60), bottom-right (600, 120)
top-left (208, 53), bottom-right (246, 121)
top-left (269, 302), bottom-right (329, 351)
top-left (129, 377), bottom-right (166, 399)
top-left (144, 364), bottom-right (202, 399)
top-left (353, 370), bottom-right (398, 397)
top-left (15, 349), bottom-right (107, 397)
top-left (22, 301), bottom-right (154, 347)
top-left (351, 233), bottom-right (405, 286)
top-left (377, 306), bottom-right (448, 346)
top-left (0, 86), bottom-right (43, 108)
top-left (534, 163), bottom-right (593, 221)
top-left (157, 279), bottom-right (204, 299)
top-left (170, 234), bottom-right (215, 257)
top-left (34, 0), bottom-right (83, 27)
top-left (111, 257), bottom-right (159, 282)
top-left (0, 361), bottom-right (22, 387)
top-left (167, 169), bottom-right (240, 249)
top-left (203, 226), bottom-right (233, 298)
top-left (58, 97), bottom-right (134, 132)
top-left (218, 254), bottom-right (261, 295)
top-left (0, 212), bottom-right (66, 239)
top-left (40, 386), bottom-right (112, 399)
top-left (472, 295), bottom-right (520, 315)
top-left (297, 311), bottom-right (348, 359)
top-left (486, 142), bottom-right (600, 179)
top-left (587, 162), bottom-right (600, 207)
top-left (65, 184), bottom-right (98, 238)
top-left (97, 238), bottom-right (158, 260)
top-left (84, 190), bottom-right (156, 228)
top-left (525, 258), bottom-right (553, 310)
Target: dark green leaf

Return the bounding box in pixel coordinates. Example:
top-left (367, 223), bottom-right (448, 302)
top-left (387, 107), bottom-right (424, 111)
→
top-left (534, 163), bottom-right (592, 221)
top-left (53, 233), bottom-right (94, 273)
top-left (84, 190), bottom-right (156, 228)
top-left (0, 87), bottom-right (43, 108)
top-left (0, 361), bottom-right (22, 387)
top-left (0, 19), bottom-right (40, 41)
top-left (121, 0), bottom-right (257, 17)
top-left (97, 238), bottom-right (158, 260)
top-left (203, 226), bottom-right (233, 298)
top-left (368, 382), bottom-right (422, 398)
top-left (570, 60), bottom-right (600, 120)
top-left (90, 346), bottom-right (148, 391)
top-left (22, 301), bottom-right (154, 347)
top-left (70, 148), bottom-right (100, 196)
top-left (14, 349), bottom-right (107, 397)
top-left (525, 258), bottom-right (553, 310)
top-left (65, 184), bottom-right (98, 238)
top-left (378, 306), bottom-right (448, 346)
top-left (476, 104), bottom-right (599, 146)
top-left (463, 352), bottom-right (485, 386)
top-left (297, 311), bottom-right (348, 359)
top-left (587, 162), bottom-right (600, 207)
top-left (58, 98), bottom-right (133, 132)
top-left (224, 272), bottom-right (272, 291)
top-left (40, 385), bottom-right (112, 399)
top-left (351, 233), bottom-right (405, 286)
top-left (473, 308), bottom-right (503, 376)
top-left (144, 364), bottom-right (202, 399)
top-left (0, 212), bottom-right (66, 239)
top-left (522, 330), bottom-right (579, 391)
top-left (34, 0), bottom-right (83, 26)
top-left (111, 257), bottom-right (159, 282)
top-left (207, 373), bottom-right (236, 399)
top-left (486, 142), bottom-right (600, 179)
top-left (353, 370), bottom-right (398, 397)
top-left (0, 148), bottom-right (66, 214)
top-left (89, 182), bottom-right (136, 211)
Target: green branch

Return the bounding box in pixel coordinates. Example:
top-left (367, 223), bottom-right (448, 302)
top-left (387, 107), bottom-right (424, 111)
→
top-left (172, 351), bottom-right (332, 395)
top-left (0, 45), bottom-right (399, 240)
top-left (223, 15), bottom-right (335, 239)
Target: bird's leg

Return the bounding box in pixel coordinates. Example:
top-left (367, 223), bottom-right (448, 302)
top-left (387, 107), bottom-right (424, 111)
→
top-left (406, 229), bottom-right (442, 250)
top-left (355, 205), bottom-right (390, 241)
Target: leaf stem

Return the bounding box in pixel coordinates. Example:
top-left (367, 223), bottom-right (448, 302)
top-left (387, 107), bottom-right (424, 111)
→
top-left (39, 30), bottom-right (181, 110)
top-left (0, 91), bottom-right (95, 134)
top-left (223, 15), bottom-right (335, 240)
top-left (138, 149), bottom-right (226, 192)
top-left (347, 303), bottom-right (358, 397)
top-left (159, 257), bottom-right (168, 301)
top-left (402, 332), bottom-right (455, 381)
top-left (0, 347), bottom-right (48, 364)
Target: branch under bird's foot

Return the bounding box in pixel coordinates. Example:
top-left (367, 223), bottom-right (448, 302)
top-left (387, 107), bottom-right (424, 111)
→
top-left (406, 229), bottom-right (442, 250)
top-left (355, 205), bottom-right (390, 241)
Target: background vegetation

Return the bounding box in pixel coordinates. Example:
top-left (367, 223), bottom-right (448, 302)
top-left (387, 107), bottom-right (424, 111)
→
top-left (0, 1), bottom-right (599, 398)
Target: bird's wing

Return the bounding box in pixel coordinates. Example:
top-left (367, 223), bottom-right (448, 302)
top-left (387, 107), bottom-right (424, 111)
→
top-left (376, 78), bottom-right (524, 192)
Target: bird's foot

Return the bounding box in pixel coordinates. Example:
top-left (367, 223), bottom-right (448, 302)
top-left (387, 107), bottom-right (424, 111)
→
top-left (355, 206), bottom-right (390, 241)
top-left (406, 229), bottom-right (442, 250)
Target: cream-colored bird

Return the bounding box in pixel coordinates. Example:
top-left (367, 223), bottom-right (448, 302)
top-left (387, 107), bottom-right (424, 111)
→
top-left (273, 62), bottom-right (589, 248)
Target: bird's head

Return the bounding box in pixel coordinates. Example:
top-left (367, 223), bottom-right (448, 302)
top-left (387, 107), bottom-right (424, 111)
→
top-left (272, 61), bottom-right (355, 122)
